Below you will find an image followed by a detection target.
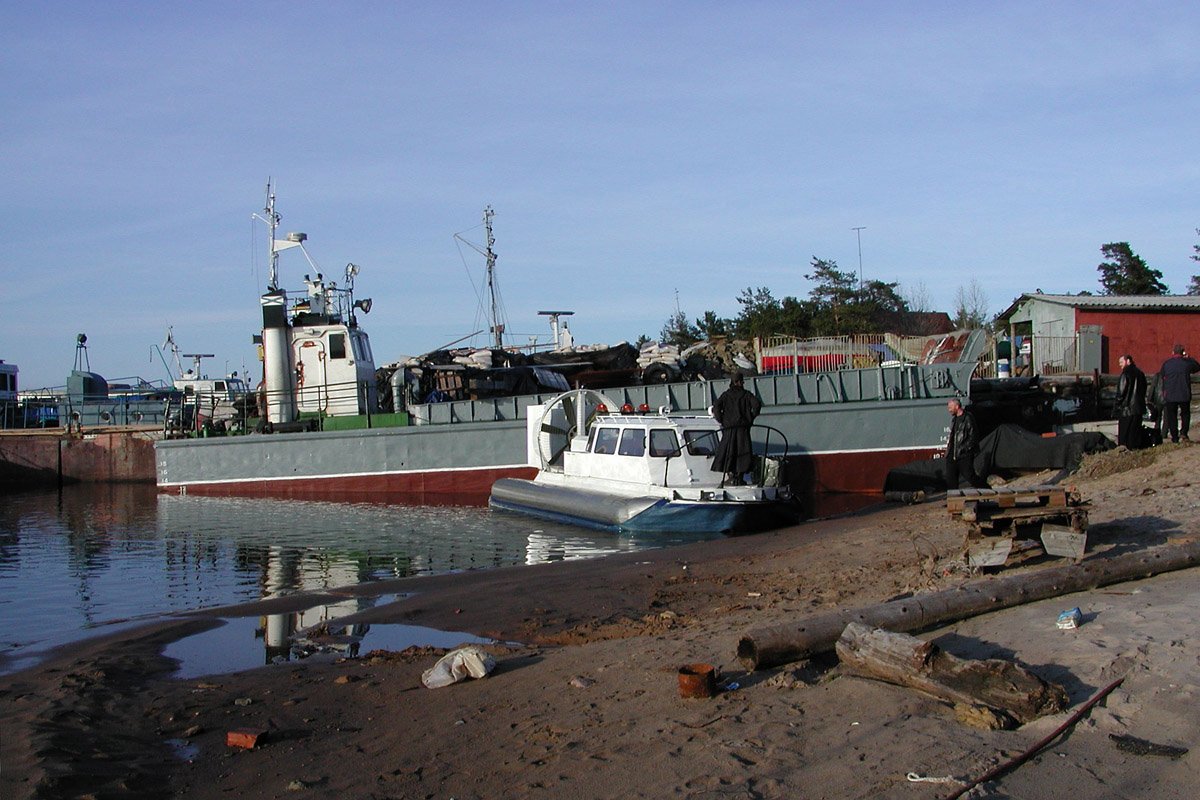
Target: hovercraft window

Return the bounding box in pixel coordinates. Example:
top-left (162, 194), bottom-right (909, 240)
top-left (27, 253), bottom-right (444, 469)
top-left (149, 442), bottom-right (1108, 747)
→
top-left (592, 427), bottom-right (619, 455)
top-left (683, 430), bottom-right (717, 456)
top-left (618, 428), bottom-right (646, 457)
top-left (649, 429), bottom-right (680, 457)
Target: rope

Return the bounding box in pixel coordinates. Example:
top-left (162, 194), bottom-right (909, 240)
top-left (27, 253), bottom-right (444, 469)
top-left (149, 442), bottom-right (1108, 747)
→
top-left (943, 674), bottom-right (1127, 800)
top-left (907, 773), bottom-right (962, 785)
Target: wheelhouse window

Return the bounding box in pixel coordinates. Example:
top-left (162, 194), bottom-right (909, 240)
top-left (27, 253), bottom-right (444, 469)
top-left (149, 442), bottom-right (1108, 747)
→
top-left (353, 332), bottom-right (372, 363)
top-left (649, 429), bottom-right (680, 457)
top-left (683, 430), bottom-right (717, 456)
top-left (329, 333), bottom-right (347, 359)
top-left (618, 428), bottom-right (646, 457)
top-left (591, 427), bottom-right (619, 455)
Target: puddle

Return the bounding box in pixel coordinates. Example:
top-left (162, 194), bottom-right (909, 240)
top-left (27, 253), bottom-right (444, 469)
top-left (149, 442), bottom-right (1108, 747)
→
top-left (164, 616), bottom-right (499, 679)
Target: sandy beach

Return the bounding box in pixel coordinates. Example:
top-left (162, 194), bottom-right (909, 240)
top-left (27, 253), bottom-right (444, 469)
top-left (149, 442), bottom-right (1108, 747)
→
top-left (3, 443), bottom-right (1199, 799)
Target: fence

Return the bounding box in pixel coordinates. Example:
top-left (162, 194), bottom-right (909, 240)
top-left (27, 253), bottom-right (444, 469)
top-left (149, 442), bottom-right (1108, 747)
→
top-left (1023, 336), bottom-right (1079, 375)
top-left (755, 331), bottom-right (994, 375)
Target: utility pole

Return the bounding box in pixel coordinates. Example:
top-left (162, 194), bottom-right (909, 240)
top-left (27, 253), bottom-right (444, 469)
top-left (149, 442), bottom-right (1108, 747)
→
top-left (852, 226), bottom-right (866, 289)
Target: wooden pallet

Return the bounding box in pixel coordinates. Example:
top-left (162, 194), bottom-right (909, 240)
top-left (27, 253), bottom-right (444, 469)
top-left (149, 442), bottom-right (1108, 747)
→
top-left (946, 484), bottom-right (1076, 515)
top-left (948, 485), bottom-right (1090, 567)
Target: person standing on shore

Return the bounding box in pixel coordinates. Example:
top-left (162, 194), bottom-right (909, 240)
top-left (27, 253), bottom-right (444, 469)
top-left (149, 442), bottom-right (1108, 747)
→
top-left (945, 397), bottom-right (986, 490)
top-left (711, 372), bottom-right (762, 486)
top-left (1115, 354), bottom-right (1147, 449)
top-left (1158, 344), bottom-right (1200, 443)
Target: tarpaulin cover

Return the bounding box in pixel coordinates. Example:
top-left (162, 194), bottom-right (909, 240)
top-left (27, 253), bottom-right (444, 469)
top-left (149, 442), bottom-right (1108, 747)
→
top-left (883, 423), bottom-right (1115, 492)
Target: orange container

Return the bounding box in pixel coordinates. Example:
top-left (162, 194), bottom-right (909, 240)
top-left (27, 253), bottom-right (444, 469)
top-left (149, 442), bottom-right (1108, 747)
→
top-left (677, 663), bottom-right (717, 698)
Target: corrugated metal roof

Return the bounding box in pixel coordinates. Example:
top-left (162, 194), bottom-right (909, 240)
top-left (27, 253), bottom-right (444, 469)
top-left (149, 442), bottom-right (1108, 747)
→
top-left (999, 293), bottom-right (1200, 318)
top-left (1032, 293), bottom-right (1200, 308)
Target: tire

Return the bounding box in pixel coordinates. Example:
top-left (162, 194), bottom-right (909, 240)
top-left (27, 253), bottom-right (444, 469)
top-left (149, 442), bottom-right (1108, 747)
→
top-left (642, 363), bottom-right (676, 384)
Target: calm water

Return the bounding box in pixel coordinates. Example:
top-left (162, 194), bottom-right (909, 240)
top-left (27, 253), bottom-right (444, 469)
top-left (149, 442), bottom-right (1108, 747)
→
top-left (0, 484), bottom-right (727, 676)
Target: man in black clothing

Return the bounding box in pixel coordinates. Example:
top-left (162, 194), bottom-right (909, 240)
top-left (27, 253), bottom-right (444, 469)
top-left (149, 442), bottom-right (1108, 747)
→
top-left (711, 372), bottom-right (762, 486)
top-left (945, 397), bottom-right (986, 490)
top-left (1115, 354), bottom-right (1147, 449)
top-left (1158, 345), bottom-right (1200, 443)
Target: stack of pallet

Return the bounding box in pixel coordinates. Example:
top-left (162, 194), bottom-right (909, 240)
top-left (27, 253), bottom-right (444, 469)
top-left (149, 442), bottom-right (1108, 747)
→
top-left (947, 485), bottom-right (1091, 568)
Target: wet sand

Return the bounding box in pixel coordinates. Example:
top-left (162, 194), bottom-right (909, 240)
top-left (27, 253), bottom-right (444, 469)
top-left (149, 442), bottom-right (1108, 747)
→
top-left (2, 444), bottom-right (1199, 799)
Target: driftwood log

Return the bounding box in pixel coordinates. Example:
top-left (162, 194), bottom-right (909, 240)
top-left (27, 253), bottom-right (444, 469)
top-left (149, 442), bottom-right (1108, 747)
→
top-left (738, 540), bottom-right (1200, 671)
top-left (835, 622), bottom-right (1067, 724)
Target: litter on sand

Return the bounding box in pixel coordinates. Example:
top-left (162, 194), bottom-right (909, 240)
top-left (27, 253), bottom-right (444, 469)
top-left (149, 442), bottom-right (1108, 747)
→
top-left (421, 646), bottom-right (497, 688)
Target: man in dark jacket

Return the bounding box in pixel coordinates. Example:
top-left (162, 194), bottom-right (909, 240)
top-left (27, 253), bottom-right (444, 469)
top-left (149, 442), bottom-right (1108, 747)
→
top-left (1158, 345), bottom-right (1200, 443)
top-left (945, 397), bottom-right (986, 490)
top-left (711, 372), bottom-right (762, 486)
top-left (1115, 354), bottom-right (1147, 449)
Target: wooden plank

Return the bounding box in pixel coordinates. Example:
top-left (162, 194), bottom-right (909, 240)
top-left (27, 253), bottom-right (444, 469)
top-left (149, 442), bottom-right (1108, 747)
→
top-left (994, 487), bottom-right (1018, 508)
top-left (966, 537), bottom-right (1012, 568)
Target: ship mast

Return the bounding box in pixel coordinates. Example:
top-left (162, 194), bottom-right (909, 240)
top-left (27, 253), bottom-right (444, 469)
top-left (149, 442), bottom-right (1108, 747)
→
top-left (264, 181), bottom-right (282, 290)
top-left (484, 206), bottom-right (502, 349)
top-left (255, 179), bottom-right (308, 292)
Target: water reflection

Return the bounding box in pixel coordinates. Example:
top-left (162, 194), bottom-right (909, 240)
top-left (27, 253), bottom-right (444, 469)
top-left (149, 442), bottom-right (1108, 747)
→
top-left (1, 483), bottom-right (876, 676)
top-left (0, 485), bottom-right (722, 674)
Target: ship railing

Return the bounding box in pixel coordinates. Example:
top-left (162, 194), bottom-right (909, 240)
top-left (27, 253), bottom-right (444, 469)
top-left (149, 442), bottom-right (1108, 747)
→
top-left (653, 422), bottom-right (790, 490)
top-left (410, 357), bottom-right (980, 427)
top-left (56, 391), bottom-right (172, 428)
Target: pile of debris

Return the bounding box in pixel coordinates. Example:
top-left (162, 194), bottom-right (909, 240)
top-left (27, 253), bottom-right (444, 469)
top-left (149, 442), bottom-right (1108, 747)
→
top-left (638, 339), bottom-right (758, 384)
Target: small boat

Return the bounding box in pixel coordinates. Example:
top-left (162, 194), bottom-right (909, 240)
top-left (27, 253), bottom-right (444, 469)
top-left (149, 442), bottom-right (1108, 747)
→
top-left (489, 389), bottom-right (801, 534)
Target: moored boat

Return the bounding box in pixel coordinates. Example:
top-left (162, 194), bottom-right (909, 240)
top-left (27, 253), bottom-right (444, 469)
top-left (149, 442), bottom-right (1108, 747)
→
top-left (154, 189), bottom-right (990, 502)
top-left (489, 390), bottom-right (800, 533)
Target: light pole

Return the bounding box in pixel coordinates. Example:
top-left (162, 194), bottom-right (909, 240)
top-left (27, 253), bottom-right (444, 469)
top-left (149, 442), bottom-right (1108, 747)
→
top-left (852, 227), bottom-right (866, 289)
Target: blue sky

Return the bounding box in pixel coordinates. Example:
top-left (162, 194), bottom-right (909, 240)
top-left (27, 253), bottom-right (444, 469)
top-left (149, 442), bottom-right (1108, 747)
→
top-left (4, 1), bottom-right (1199, 390)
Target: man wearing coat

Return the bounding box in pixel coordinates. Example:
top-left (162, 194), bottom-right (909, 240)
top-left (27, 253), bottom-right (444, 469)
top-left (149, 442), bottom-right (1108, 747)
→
top-left (1115, 354), bottom-right (1147, 449)
top-left (1158, 345), bottom-right (1200, 443)
top-left (945, 397), bottom-right (986, 490)
top-left (711, 372), bottom-right (762, 486)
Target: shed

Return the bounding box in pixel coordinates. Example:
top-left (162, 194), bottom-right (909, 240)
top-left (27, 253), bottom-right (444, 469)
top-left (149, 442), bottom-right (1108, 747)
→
top-left (996, 294), bottom-right (1200, 376)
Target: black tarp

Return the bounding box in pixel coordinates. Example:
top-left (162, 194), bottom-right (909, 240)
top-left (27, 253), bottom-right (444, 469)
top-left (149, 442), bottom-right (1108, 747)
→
top-left (883, 423), bottom-right (1115, 493)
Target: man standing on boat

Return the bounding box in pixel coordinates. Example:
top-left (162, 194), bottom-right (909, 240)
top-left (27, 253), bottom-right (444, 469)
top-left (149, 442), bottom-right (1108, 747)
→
top-left (712, 372), bottom-right (762, 486)
top-left (945, 397), bottom-right (986, 490)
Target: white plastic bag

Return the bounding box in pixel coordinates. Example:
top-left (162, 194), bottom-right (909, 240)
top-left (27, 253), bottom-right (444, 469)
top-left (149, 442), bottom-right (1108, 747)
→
top-left (421, 646), bottom-right (497, 688)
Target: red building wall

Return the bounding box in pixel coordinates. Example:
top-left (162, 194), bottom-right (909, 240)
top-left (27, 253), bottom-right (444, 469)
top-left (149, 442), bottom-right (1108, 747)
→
top-left (1075, 310), bottom-right (1200, 374)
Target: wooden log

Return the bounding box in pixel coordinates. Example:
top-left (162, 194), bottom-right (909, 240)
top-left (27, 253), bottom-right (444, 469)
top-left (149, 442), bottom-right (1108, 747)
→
top-left (737, 540), bottom-right (1200, 671)
top-left (835, 622), bottom-right (1067, 724)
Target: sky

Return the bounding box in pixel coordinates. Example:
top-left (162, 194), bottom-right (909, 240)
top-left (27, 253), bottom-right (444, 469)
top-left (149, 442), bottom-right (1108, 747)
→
top-left (3, 1), bottom-right (1199, 390)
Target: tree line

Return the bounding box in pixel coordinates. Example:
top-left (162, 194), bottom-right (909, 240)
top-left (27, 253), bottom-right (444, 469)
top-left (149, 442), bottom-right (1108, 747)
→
top-left (658, 257), bottom-right (989, 347)
top-left (658, 234), bottom-right (1200, 348)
